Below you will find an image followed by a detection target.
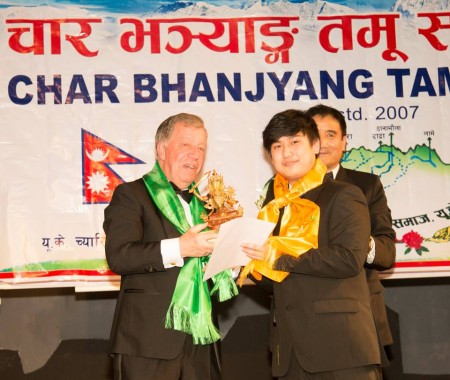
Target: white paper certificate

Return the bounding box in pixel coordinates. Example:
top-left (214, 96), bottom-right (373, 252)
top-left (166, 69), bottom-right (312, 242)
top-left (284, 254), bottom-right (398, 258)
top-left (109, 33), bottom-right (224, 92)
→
top-left (203, 217), bottom-right (275, 281)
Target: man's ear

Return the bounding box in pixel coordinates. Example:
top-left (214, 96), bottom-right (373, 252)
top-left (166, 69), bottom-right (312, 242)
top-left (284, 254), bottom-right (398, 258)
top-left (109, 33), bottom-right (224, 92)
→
top-left (313, 139), bottom-right (320, 155)
top-left (156, 142), bottom-right (165, 161)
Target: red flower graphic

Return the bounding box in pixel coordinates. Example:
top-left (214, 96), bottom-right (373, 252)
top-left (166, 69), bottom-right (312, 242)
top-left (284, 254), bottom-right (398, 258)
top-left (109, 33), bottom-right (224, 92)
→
top-left (400, 230), bottom-right (429, 256)
top-left (402, 231), bottom-right (423, 249)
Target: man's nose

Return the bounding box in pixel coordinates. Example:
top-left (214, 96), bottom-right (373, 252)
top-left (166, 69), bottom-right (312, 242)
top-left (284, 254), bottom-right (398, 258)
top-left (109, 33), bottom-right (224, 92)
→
top-left (282, 146), bottom-right (293, 157)
top-left (189, 147), bottom-right (201, 159)
top-left (319, 138), bottom-right (328, 148)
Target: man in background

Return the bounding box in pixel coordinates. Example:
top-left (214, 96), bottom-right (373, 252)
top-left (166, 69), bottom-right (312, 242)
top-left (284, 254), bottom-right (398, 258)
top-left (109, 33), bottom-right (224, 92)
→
top-left (307, 104), bottom-right (396, 362)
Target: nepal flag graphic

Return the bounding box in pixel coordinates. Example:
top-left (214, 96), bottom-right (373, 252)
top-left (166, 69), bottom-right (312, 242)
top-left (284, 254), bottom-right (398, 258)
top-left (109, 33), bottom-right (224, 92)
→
top-left (82, 129), bottom-right (145, 204)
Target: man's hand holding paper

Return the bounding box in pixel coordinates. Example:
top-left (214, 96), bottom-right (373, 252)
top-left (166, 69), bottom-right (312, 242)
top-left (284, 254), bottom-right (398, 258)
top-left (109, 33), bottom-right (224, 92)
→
top-left (202, 217), bottom-right (275, 281)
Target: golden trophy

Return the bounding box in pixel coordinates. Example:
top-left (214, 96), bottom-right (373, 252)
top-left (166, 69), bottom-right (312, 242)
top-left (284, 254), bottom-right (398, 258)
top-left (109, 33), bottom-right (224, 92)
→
top-left (190, 170), bottom-right (243, 230)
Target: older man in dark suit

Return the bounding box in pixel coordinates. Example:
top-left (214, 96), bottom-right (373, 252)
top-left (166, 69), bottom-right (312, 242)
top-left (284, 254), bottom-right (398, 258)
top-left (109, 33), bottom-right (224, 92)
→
top-left (103, 113), bottom-right (238, 380)
top-left (241, 109), bottom-right (381, 379)
top-left (307, 104), bottom-right (396, 354)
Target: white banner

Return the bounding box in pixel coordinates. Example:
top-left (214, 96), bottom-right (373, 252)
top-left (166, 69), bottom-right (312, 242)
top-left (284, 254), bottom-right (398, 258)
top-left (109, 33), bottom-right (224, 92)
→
top-left (1, 0), bottom-right (450, 287)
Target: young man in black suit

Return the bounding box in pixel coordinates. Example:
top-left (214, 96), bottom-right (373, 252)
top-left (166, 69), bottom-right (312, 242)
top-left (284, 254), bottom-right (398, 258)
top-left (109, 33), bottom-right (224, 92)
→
top-left (241, 109), bottom-right (382, 379)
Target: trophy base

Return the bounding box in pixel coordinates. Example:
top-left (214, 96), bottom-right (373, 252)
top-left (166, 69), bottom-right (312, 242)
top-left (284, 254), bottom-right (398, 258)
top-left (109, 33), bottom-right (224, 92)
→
top-left (202, 208), bottom-right (244, 230)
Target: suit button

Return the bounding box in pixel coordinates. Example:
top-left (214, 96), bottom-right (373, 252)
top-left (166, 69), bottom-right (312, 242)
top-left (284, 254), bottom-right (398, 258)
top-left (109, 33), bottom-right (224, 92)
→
top-left (285, 305), bottom-right (293, 311)
top-left (145, 266), bottom-right (154, 273)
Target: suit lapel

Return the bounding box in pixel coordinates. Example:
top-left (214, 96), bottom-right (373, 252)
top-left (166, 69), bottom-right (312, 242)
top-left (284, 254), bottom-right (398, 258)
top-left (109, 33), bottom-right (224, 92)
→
top-left (302, 182), bottom-right (326, 203)
top-left (336, 166), bottom-right (349, 183)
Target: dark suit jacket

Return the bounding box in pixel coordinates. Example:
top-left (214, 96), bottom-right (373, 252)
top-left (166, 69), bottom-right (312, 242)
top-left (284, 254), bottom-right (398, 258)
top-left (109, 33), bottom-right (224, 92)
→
top-left (103, 178), bottom-right (188, 360)
top-left (336, 167), bottom-right (395, 346)
top-left (264, 177), bottom-right (381, 376)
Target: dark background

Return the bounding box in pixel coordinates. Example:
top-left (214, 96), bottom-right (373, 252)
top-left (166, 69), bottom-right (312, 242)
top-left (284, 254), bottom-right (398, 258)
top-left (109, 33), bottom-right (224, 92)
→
top-left (1, 277), bottom-right (449, 379)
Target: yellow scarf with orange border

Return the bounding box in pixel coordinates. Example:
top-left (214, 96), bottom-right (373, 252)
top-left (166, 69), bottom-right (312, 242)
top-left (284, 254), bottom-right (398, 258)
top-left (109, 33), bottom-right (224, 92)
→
top-left (239, 159), bottom-right (327, 283)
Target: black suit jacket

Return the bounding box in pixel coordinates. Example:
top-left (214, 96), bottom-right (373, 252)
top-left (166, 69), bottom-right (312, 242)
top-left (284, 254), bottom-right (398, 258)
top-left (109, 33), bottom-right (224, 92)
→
top-left (264, 177), bottom-right (381, 376)
top-left (336, 167), bottom-right (395, 346)
top-left (103, 178), bottom-right (188, 360)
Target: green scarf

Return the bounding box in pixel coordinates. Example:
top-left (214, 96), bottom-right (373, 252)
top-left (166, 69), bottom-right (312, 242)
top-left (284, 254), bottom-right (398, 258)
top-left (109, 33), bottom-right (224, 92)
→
top-left (142, 162), bottom-right (238, 344)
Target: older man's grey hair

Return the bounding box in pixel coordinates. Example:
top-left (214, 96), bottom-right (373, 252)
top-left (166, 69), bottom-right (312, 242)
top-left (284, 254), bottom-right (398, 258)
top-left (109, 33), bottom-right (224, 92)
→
top-left (155, 113), bottom-right (205, 157)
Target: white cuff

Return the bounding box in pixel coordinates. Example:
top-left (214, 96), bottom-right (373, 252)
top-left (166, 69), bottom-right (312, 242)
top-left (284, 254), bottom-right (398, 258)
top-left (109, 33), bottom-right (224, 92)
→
top-left (161, 238), bottom-right (184, 268)
top-left (366, 236), bottom-right (376, 264)
top-left (230, 267), bottom-right (241, 280)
